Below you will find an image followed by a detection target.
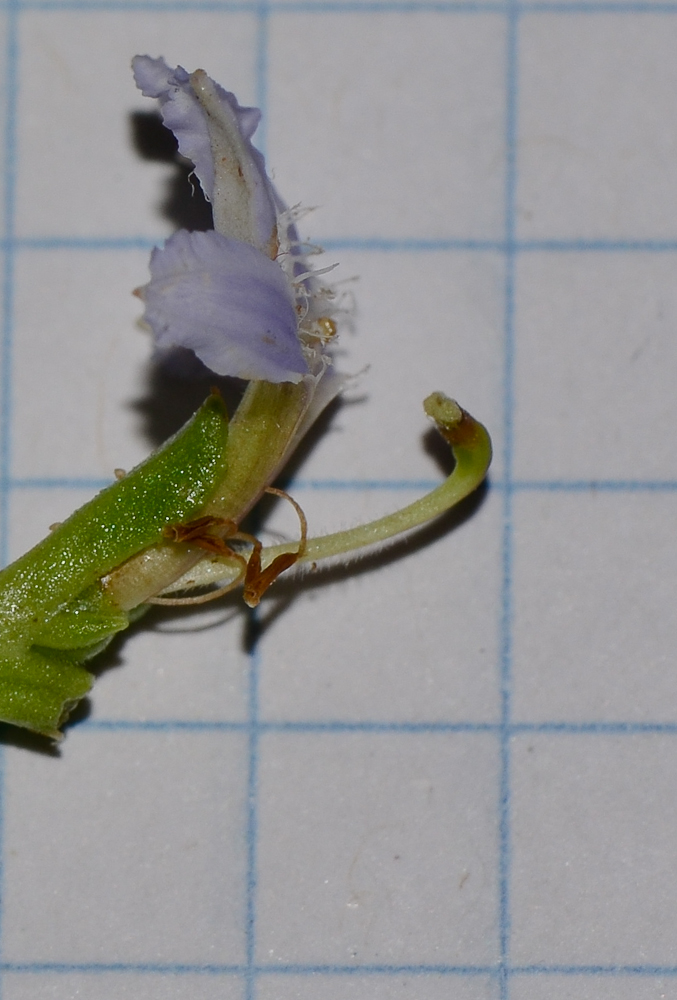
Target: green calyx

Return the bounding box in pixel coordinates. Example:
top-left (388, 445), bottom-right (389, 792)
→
top-left (0, 394), bottom-right (228, 737)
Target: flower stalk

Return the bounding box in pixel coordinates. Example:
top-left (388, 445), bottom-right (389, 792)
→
top-left (158, 393), bottom-right (491, 600)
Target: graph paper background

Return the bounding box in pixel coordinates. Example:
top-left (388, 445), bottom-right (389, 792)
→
top-left (0, 3), bottom-right (676, 999)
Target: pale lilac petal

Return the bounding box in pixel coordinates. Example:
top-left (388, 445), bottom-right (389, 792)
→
top-left (133, 57), bottom-right (214, 192)
top-left (132, 55), bottom-right (277, 252)
top-left (141, 229), bottom-right (308, 383)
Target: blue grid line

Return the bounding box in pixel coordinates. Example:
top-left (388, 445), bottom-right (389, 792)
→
top-left (10, 476), bottom-right (677, 492)
top-left (518, 239), bottom-right (677, 251)
top-left (511, 721), bottom-right (677, 733)
top-left (324, 237), bottom-right (677, 252)
top-left (258, 963), bottom-right (677, 976)
top-left (1, 961), bottom-right (500, 974)
top-left (289, 478), bottom-right (677, 491)
top-left (9, 235), bottom-right (677, 253)
top-left (2, 961), bottom-right (501, 974)
top-left (6, 236), bottom-right (158, 251)
top-left (522, 1), bottom-right (677, 9)
top-left (9, 960), bottom-right (677, 976)
top-left (2, 962), bottom-right (248, 974)
top-left (78, 719), bottom-right (677, 733)
top-left (80, 719), bottom-right (500, 732)
top-left (513, 965), bottom-right (677, 975)
top-left (11, 477), bottom-right (113, 489)
top-left (512, 479), bottom-right (677, 491)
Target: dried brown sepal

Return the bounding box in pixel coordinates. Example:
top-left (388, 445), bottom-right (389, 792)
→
top-left (150, 515), bottom-right (251, 605)
top-left (243, 487), bottom-right (307, 608)
top-left (153, 488), bottom-right (308, 609)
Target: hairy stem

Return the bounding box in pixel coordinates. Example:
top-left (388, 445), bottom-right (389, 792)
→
top-left (161, 394), bottom-right (492, 596)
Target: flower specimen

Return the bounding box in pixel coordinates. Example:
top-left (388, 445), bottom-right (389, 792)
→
top-left (0, 57), bottom-right (491, 739)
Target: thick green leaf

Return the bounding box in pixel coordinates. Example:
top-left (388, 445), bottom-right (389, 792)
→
top-left (0, 394), bottom-right (229, 736)
top-left (0, 648), bottom-right (94, 739)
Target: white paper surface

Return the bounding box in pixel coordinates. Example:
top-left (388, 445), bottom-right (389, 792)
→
top-left (1, 6), bottom-right (677, 1000)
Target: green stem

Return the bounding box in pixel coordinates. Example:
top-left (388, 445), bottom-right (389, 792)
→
top-left (161, 393), bottom-right (492, 595)
top-left (291, 395), bottom-right (491, 563)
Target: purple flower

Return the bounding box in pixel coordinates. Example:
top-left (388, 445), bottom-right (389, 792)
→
top-left (132, 55), bottom-right (277, 254)
top-left (141, 229), bottom-right (308, 383)
top-left (133, 56), bottom-right (338, 385)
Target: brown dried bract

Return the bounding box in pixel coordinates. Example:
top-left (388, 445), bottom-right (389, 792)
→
top-left (163, 515), bottom-right (243, 557)
top-left (242, 488), bottom-right (308, 608)
top-left (150, 488), bottom-right (307, 608)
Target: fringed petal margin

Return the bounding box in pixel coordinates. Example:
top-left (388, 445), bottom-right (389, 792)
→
top-left (139, 229), bottom-right (309, 383)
